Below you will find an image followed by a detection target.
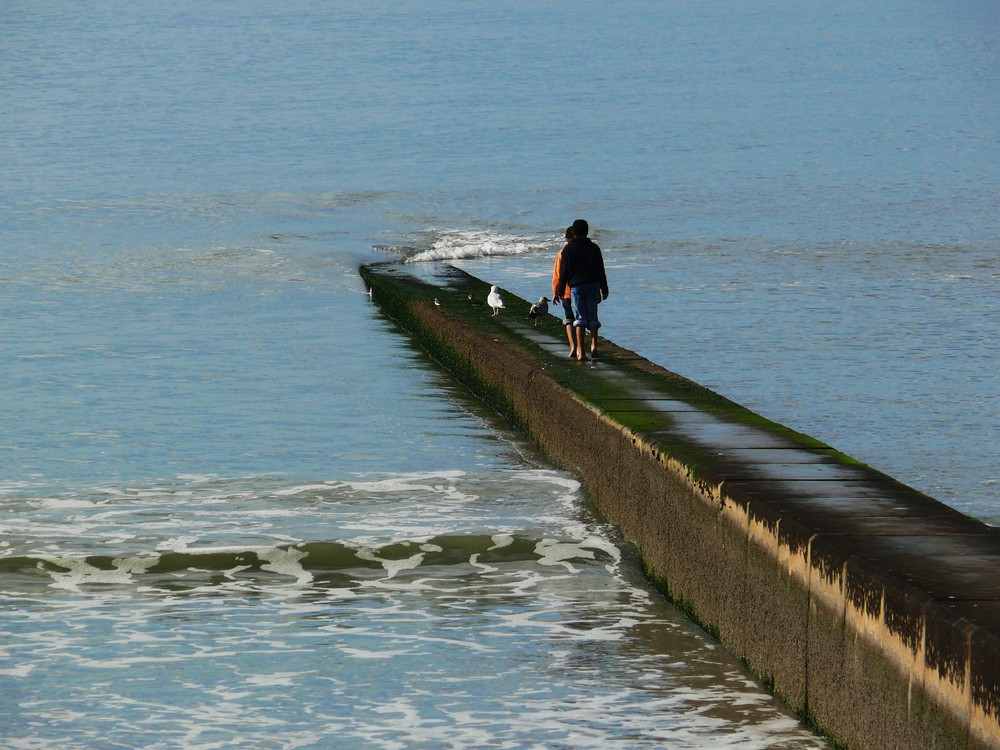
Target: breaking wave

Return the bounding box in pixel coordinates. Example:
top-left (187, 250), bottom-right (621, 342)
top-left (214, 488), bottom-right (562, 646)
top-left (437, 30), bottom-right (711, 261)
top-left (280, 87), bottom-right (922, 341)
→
top-left (377, 228), bottom-right (556, 263)
top-left (0, 533), bottom-right (622, 592)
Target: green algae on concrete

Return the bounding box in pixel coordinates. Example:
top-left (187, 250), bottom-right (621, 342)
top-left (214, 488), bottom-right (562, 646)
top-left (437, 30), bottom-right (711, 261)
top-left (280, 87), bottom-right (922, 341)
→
top-left (360, 261), bottom-right (1000, 750)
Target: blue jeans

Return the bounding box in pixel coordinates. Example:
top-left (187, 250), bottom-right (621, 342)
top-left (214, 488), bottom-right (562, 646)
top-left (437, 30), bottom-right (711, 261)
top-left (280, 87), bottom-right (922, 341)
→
top-left (570, 283), bottom-right (601, 331)
top-left (560, 297), bottom-right (575, 325)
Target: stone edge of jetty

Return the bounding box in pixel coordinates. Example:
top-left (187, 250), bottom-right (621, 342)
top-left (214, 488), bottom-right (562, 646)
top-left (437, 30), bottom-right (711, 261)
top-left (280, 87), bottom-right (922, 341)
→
top-left (361, 261), bottom-right (1000, 750)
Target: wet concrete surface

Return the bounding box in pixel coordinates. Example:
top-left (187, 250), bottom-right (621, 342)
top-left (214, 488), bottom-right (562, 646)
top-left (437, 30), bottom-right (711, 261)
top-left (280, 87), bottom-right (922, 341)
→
top-left (514, 307), bottom-right (1000, 632)
top-left (364, 263), bottom-right (1000, 749)
top-left (512, 291), bottom-right (1000, 748)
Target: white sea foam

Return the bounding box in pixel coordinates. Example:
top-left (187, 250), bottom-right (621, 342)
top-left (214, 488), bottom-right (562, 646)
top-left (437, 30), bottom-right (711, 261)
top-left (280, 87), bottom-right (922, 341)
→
top-left (0, 664), bottom-right (36, 678)
top-left (535, 539), bottom-right (596, 572)
top-left (0, 458), bottom-right (824, 749)
top-left (244, 672), bottom-right (298, 687)
top-left (37, 554), bottom-right (159, 591)
top-left (489, 533), bottom-right (514, 550)
top-left (156, 536), bottom-right (201, 552)
top-left (340, 646), bottom-right (411, 659)
top-left (405, 229), bottom-right (553, 263)
top-left (258, 546), bottom-right (312, 585)
top-left (37, 497), bottom-right (105, 509)
top-left (342, 469), bottom-right (467, 492)
top-left (273, 482), bottom-right (339, 497)
top-left (356, 547), bottom-right (426, 579)
top-left (468, 554), bottom-right (495, 573)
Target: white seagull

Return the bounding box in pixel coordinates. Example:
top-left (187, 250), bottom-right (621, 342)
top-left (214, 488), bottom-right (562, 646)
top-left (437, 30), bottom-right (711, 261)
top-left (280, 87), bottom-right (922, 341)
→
top-left (528, 296), bottom-right (549, 325)
top-left (487, 285), bottom-right (505, 316)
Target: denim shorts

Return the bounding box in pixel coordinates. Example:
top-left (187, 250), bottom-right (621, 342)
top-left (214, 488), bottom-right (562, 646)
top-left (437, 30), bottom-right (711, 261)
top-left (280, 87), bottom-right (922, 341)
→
top-left (560, 297), bottom-right (574, 325)
top-left (570, 282), bottom-right (601, 330)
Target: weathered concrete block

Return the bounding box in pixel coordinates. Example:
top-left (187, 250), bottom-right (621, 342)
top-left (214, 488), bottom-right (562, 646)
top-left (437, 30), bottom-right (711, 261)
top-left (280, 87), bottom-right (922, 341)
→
top-left (360, 263), bottom-right (1000, 750)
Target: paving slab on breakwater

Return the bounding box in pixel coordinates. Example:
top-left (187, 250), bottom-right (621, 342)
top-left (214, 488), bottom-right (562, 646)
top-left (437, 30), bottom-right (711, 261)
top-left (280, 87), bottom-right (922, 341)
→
top-left (361, 262), bottom-right (1000, 750)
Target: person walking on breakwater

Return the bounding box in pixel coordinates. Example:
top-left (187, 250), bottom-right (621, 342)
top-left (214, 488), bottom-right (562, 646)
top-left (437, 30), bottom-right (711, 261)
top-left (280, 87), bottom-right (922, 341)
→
top-left (552, 225), bottom-right (578, 358)
top-left (554, 218), bottom-right (609, 361)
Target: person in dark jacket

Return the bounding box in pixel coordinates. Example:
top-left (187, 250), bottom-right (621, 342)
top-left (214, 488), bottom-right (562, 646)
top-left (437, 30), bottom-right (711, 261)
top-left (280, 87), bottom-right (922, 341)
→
top-left (553, 219), bottom-right (608, 361)
top-left (551, 225), bottom-right (578, 358)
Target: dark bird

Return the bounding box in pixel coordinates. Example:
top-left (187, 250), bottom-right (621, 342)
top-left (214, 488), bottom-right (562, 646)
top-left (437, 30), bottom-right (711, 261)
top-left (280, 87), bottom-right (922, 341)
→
top-left (467, 293), bottom-right (483, 306)
top-left (528, 297), bottom-right (549, 325)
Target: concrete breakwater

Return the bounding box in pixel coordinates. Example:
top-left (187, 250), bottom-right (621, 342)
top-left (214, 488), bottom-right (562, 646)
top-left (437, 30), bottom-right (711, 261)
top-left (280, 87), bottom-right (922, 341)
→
top-left (360, 262), bottom-right (1000, 750)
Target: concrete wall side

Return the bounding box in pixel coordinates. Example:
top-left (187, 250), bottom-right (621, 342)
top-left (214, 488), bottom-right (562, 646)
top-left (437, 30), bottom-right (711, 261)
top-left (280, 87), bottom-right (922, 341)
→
top-left (363, 269), bottom-right (1000, 750)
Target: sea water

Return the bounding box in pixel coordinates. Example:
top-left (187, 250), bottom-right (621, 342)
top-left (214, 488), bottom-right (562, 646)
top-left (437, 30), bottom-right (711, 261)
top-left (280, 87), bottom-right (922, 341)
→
top-left (1, 1), bottom-right (997, 747)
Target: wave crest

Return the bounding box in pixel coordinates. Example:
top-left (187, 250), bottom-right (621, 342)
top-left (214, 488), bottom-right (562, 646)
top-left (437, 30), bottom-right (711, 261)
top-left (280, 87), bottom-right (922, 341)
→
top-left (0, 534), bottom-right (621, 592)
top-left (388, 229), bottom-right (554, 263)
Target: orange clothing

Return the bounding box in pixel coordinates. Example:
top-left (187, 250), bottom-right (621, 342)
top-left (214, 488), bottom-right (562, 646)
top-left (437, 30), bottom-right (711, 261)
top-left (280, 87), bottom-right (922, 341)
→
top-left (551, 245), bottom-right (571, 300)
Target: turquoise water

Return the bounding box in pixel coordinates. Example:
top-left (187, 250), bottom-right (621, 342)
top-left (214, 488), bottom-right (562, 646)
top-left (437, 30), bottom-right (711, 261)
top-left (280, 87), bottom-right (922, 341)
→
top-left (2, 1), bottom-right (997, 747)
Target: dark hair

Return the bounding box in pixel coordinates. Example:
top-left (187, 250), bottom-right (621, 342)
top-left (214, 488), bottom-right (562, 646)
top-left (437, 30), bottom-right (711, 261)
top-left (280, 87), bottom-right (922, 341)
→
top-left (564, 226), bottom-right (575, 240)
top-left (571, 218), bottom-right (589, 237)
